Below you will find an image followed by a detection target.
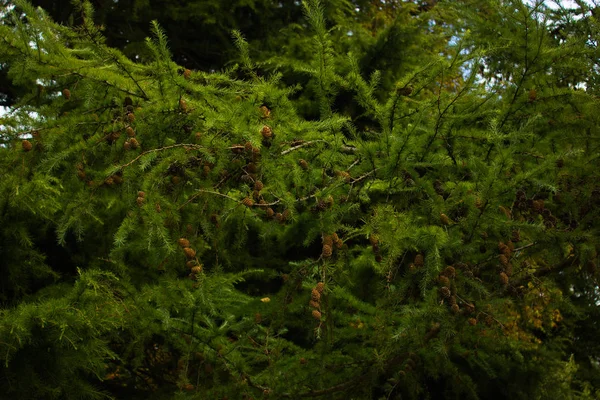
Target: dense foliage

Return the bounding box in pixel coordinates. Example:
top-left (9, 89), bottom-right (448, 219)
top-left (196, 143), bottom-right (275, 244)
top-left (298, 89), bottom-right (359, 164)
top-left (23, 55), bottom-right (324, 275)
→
top-left (1, 0), bottom-right (599, 398)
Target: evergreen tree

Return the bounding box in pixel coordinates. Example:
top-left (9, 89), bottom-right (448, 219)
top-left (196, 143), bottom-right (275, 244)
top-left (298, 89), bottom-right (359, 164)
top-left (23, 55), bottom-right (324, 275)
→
top-left (0, 0), bottom-right (599, 398)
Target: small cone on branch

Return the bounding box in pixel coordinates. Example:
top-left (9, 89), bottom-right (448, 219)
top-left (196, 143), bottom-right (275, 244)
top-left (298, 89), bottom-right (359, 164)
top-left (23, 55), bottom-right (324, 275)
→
top-left (299, 159), bottom-right (308, 170)
top-left (179, 98), bottom-right (188, 111)
top-left (440, 213), bottom-right (451, 225)
top-left (443, 266), bottom-right (456, 278)
top-left (178, 238), bottom-right (190, 248)
top-left (261, 126), bottom-right (272, 139)
top-left (499, 272), bottom-right (509, 285)
top-left (312, 310), bottom-right (322, 320)
top-left (528, 88), bottom-right (537, 102)
top-left (397, 86), bottom-right (413, 96)
top-left (468, 318), bottom-right (477, 326)
top-left (186, 260), bottom-right (197, 269)
top-left (62, 88), bottom-right (71, 99)
top-left (183, 247), bottom-right (196, 259)
top-left (126, 126), bottom-right (135, 137)
top-left (309, 300), bottom-right (320, 309)
top-left (440, 286), bottom-right (451, 298)
top-left (266, 208), bottom-right (274, 218)
top-left (191, 265), bottom-right (203, 274)
top-left (183, 69), bottom-right (191, 79)
top-left (242, 197), bottom-right (254, 207)
top-left (511, 230), bottom-right (521, 242)
top-left (414, 254), bottom-right (424, 267)
top-left (315, 282), bottom-right (325, 293)
top-left (138, 191), bottom-right (146, 198)
top-left (22, 140), bottom-right (32, 152)
top-left (259, 105), bottom-right (271, 119)
top-left (451, 304), bottom-right (460, 314)
top-left (322, 244), bottom-right (333, 258)
top-left (438, 275), bottom-right (450, 287)
top-left (311, 288), bottom-right (321, 302)
top-left (126, 113), bottom-right (135, 123)
top-left (475, 198), bottom-right (483, 209)
top-left (136, 196), bottom-right (145, 207)
top-left (369, 234), bottom-right (379, 246)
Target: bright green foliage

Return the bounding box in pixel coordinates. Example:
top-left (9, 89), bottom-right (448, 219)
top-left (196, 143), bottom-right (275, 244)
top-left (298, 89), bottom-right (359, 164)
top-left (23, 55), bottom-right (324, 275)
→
top-left (0, 0), bottom-right (599, 399)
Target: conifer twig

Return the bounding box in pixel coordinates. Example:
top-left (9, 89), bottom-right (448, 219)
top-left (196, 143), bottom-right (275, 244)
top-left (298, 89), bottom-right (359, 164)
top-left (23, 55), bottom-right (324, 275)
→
top-left (117, 143), bottom-right (204, 171)
top-left (280, 140), bottom-right (327, 155)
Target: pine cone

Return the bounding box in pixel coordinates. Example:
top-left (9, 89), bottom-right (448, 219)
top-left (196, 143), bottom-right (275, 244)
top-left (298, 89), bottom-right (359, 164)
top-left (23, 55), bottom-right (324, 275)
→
top-left (434, 180), bottom-right (444, 195)
top-left (126, 113), bottom-right (135, 123)
top-left (22, 140), bottom-right (32, 152)
top-left (369, 234), bottom-right (379, 246)
top-left (323, 235), bottom-right (333, 247)
top-left (475, 198), bottom-right (483, 209)
top-left (254, 181), bottom-right (264, 191)
top-left (443, 266), bottom-right (456, 278)
top-left (499, 255), bottom-right (509, 266)
top-left (440, 213), bottom-right (451, 225)
top-left (261, 126), bottom-right (272, 139)
top-left (183, 247), bottom-right (196, 259)
top-left (440, 286), bottom-right (451, 298)
top-left (312, 310), bottom-right (322, 320)
top-left (242, 197), bottom-right (254, 207)
top-left (451, 304), bottom-right (460, 314)
top-left (309, 300), bottom-right (320, 309)
top-left (528, 88), bottom-right (537, 102)
top-left (397, 86), bottom-right (413, 96)
top-left (191, 265), bottom-right (203, 274)
top-left (259, 105), bottom-right (271, 119)
top-left (62, 88), bottom-right (71, 99)
top-left (311, 289), bottom-right (321, 302)
top-left (179, 99), bottom-right (188, 112)
top-left (178, 238), bottom-right (190, 248)
top-left (322, 244), bottom-right (333, 258)
top-left (126, 126), bottom-right (135, 137)
top-left (468, 318), bottom-right (477, 326)
top-left (316, 282), bottom-right (325, 293)
top-left (438, 276), bottom-right (450, 287)
top-left (511, 230), bottom-right (521, 242)
top-left (499, 272), bottom-right (509, 285)
top-left (136, 197), bottom-right (145, 206)
top-left (186, 260), bottom-right (197, 269)
top-left (183, 69), bottom-right (191, 79)
top-left (138, 191), bottom-right (146, 198)
top-left (129, 138), bottom-right (139, 149)
top-left (266, 208), bottom-right (274, 218)
top-left (299, 159), bottom-right (309, 170)
top-left (414, 254), bottom-right (424, 267)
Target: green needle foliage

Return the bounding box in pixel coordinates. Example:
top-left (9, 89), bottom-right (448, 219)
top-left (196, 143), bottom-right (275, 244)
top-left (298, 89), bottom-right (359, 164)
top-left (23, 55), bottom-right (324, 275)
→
top-left (0, 0), bottom-right (599, 398)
